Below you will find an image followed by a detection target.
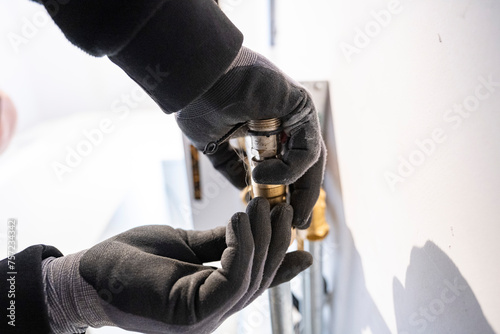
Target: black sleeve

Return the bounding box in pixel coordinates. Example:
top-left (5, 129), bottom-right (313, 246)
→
top-left (31, 0), bottom-right (244, 113)
top-left (0, 245), bottom-right (63, 333)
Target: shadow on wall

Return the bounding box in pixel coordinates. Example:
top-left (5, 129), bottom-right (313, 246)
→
top-left (331, 230), bottom-right (496, 334)
top-left (393, 241), bottom-right (495, 334)
top-left (322, 82), bottom-right (493, 334)
top-left (329, 207), bottom-right (494, 334)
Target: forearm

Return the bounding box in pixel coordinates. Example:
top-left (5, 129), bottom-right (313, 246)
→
top-left (31, 0), bottom-right (243, 113)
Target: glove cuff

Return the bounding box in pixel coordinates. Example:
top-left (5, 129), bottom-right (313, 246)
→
top-left (225, 46), bottom-right (258, 73)
top-left (42, 251), bottom-right (115, 333)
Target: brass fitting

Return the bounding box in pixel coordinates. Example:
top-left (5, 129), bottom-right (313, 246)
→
top-left (247, 119), bottom-right (287, 207)
top-left (296, 188), bottom-right (329, 251)
top-left (306, 188), bottom-right (329, 241)
top-left (244, 118), bottom-right (294, 243)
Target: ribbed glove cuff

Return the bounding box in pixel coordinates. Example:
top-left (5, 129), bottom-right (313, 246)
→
top-left (225, 46), bottom-right (258, 72)
top-left (42, 252), bottom-right (114, 333)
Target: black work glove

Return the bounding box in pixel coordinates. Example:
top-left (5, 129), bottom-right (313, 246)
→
top-left (176, 47), bottom-right (326, 229)
top-left (42, 198), bottom-right (312, 334)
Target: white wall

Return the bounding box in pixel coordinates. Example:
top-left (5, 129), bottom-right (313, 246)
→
top-left (227, 0), bottom-right (500, 333)
top-left (0, 0), bottom-right (158, 132)
top-left (330, 0), bottom-right (500, 333)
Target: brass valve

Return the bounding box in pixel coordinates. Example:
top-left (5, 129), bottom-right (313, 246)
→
top-left (306, 188), bottom-right (329, 241)
top-left (297, 188), bottom-right (329, 251)
top-left (242, 118), bottom-right (295, 243)
top-left (246, 119), bottom-right (287, 207)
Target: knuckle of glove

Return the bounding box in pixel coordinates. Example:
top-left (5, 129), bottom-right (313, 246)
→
top-left (176, 51), bottom-right (310, 150)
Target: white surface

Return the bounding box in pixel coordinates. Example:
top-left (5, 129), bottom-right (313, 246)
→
top-left (0, 109), bottom-right (187, 256)
top-left (0, 0), bottom-right (156, 133)
top-left (0, 0), bottom-right (190, 258)
top-left (328, 0), bottom-right (500, 333)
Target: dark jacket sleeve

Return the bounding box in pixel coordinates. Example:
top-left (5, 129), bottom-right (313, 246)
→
top-left (31, 0), bottom-right (244, 113)
top-left (0, 245), bottom-right (63, 333)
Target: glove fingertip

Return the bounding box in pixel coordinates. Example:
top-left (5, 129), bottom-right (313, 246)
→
top-left (246, 197), bottom-right (270, 215)
top-left (297, 251), bottom-right (314, 269)
top-left (271, 203), bottom-right (293, 228)
top-left (269, 251), bottom-right (313, 288)
top-left (251, 160), bottom-right (295, 185)
top-left (293, 214), bottom-right (312, 230)
top-left (227, 212), bottom-right (252, 249)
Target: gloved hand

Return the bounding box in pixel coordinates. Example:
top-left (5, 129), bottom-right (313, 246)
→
top-left (42, 198), bottom-right (312, 334)
top-left (176, 47), bottom-right (326, 229)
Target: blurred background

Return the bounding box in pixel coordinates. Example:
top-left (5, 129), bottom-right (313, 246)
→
top-left (1, 0), bottom-right (500, 333)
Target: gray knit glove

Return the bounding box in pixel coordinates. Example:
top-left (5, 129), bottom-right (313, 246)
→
top-left (42, 198), bottom-right (312, 334)
top-left (176, 47), bottom-right (326, 229)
